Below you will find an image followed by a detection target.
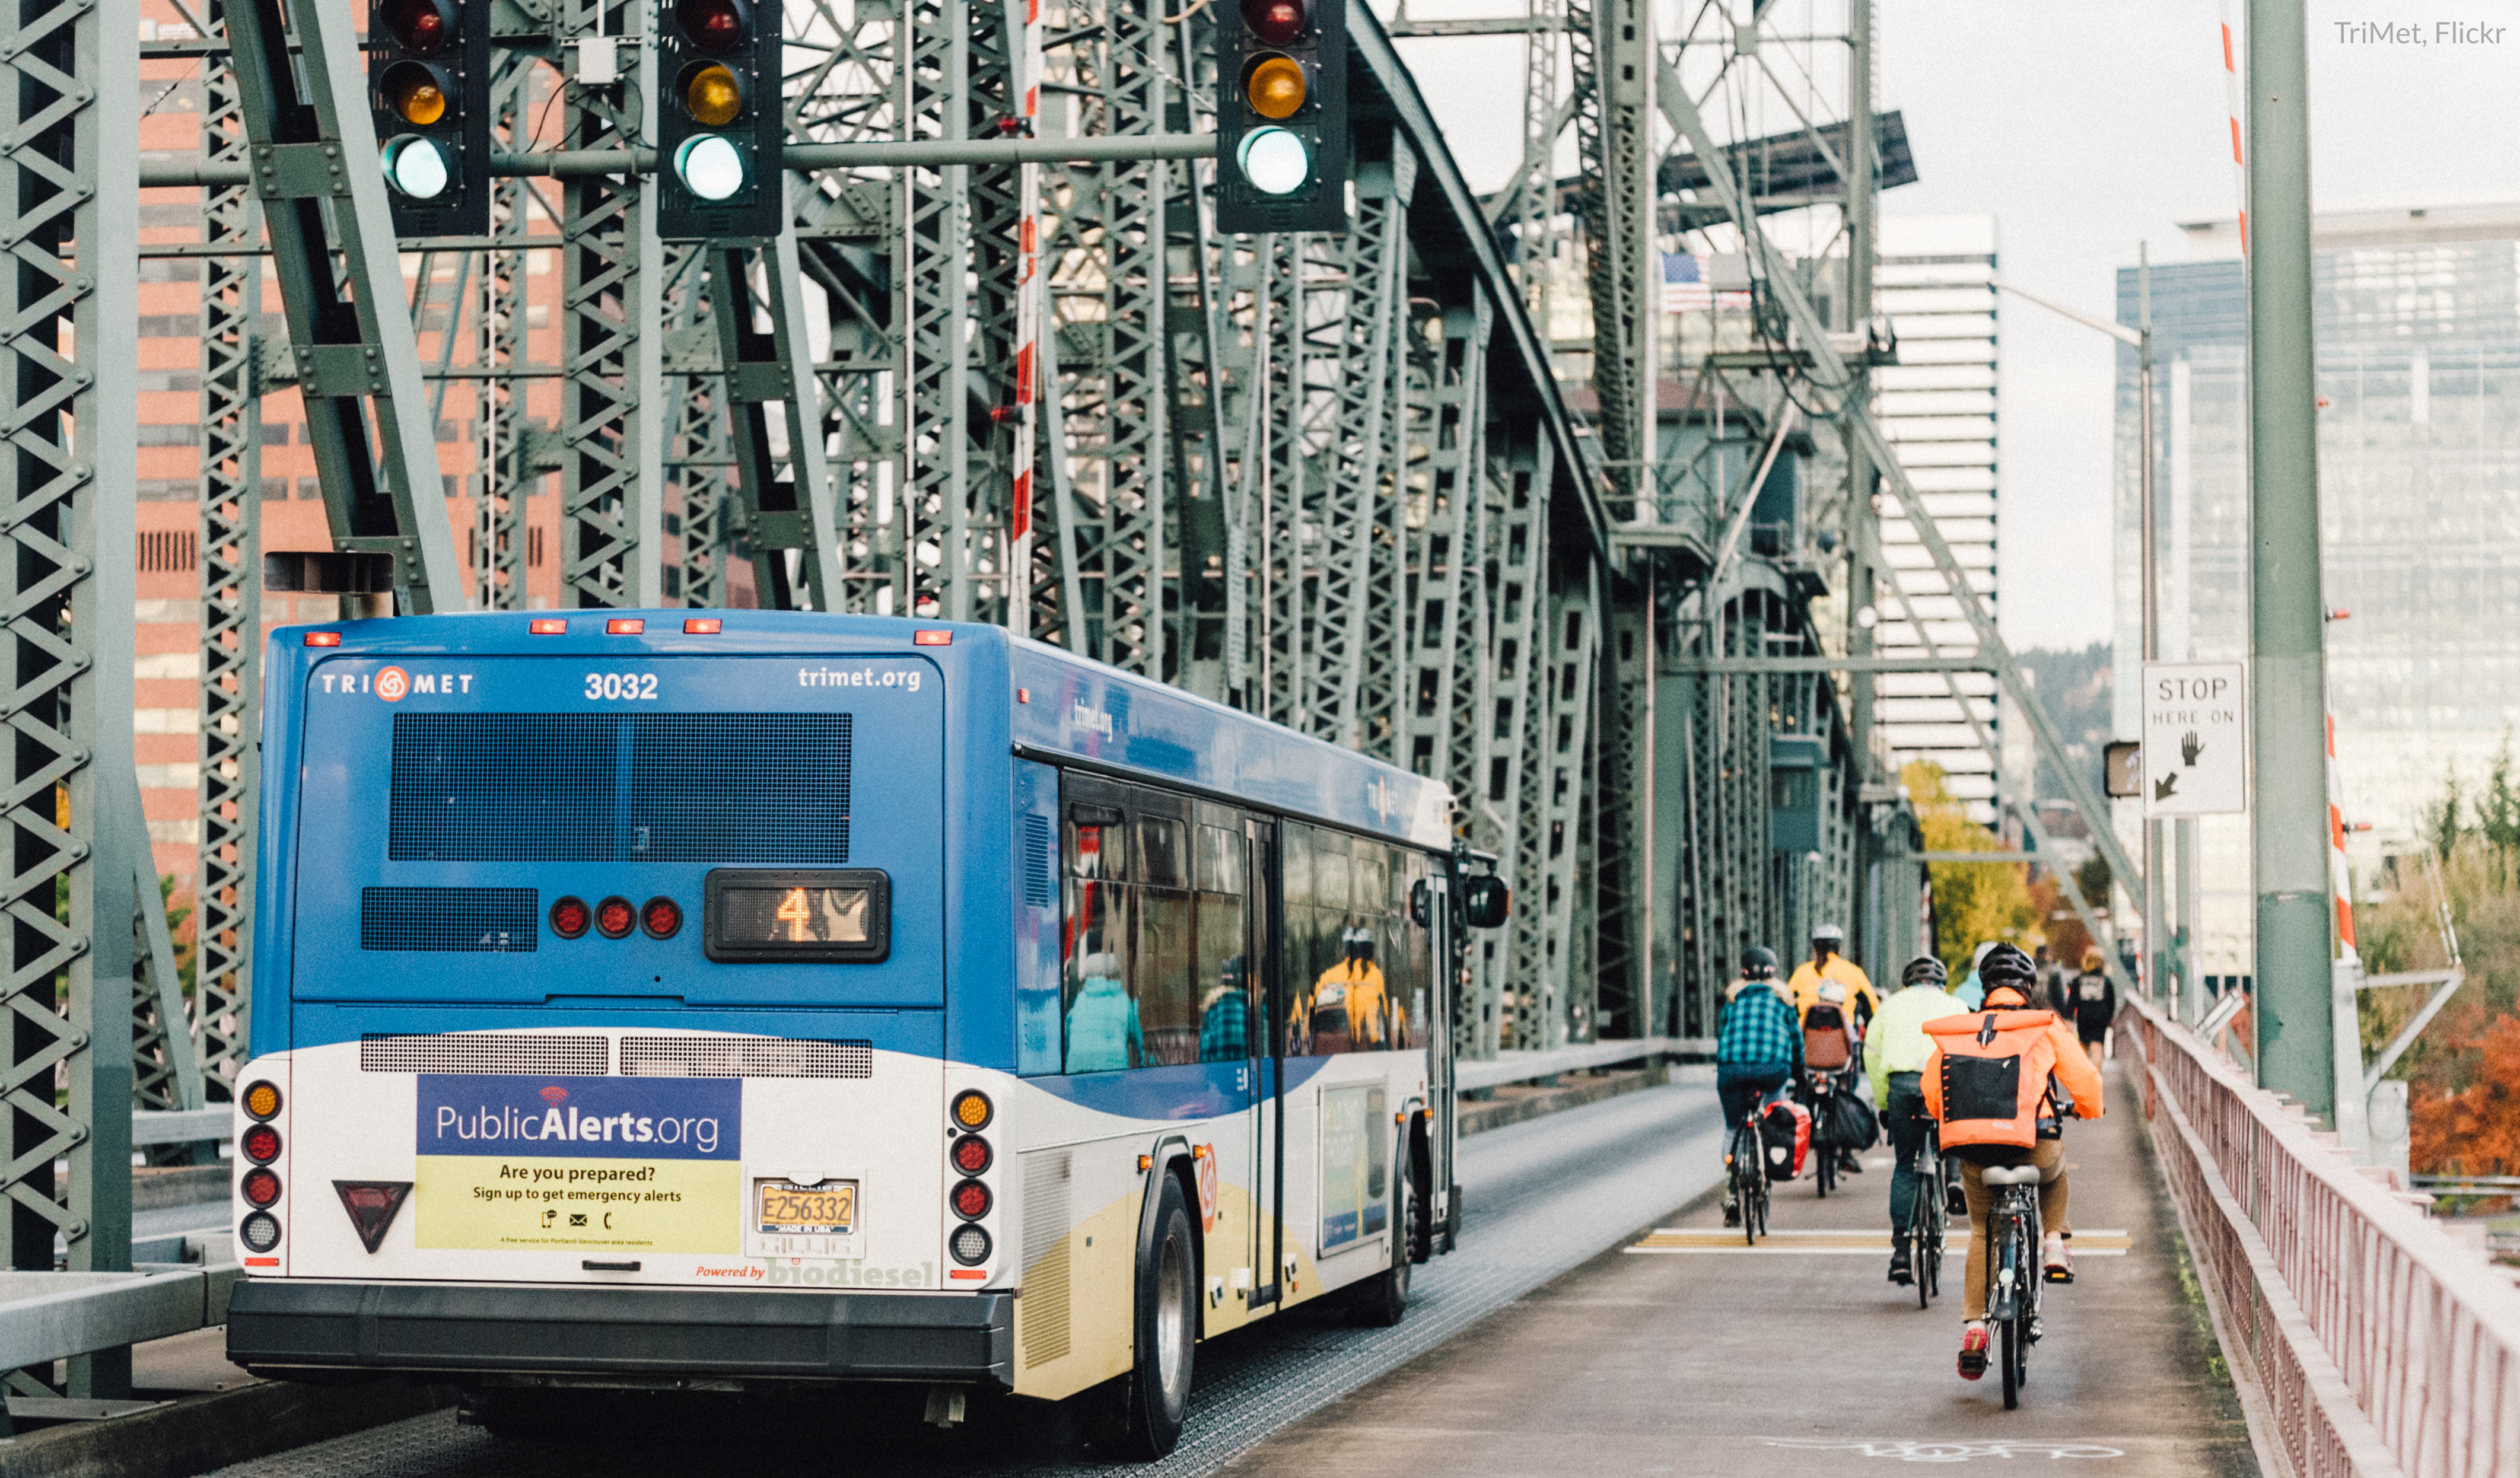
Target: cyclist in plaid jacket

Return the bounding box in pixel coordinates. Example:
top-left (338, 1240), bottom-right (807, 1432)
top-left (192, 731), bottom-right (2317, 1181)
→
top-left (1717, 945), bottom-right (1802, 1225)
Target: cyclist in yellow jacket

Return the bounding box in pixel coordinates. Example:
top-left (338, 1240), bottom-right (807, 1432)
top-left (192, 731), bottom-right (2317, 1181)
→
top-left (1787, 922), bottom-right (1879, 1035)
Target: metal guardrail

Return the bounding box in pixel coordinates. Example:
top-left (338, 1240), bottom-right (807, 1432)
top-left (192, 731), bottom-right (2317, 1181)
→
top-left (133, 1106), bottom-right (231, 1145)
top-left (1454, 1038), bottom-right (1695, 1093)
top-left (0, 1237), bottom-right (240, 1425)
top-left (2126, 992), bottom-right (2520, 1478)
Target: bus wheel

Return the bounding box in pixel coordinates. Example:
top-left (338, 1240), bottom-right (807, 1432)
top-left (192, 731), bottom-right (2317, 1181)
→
top-left (1094, 1170), bottom-right (1197, 1460)
top-left (1351, 1143), bottom-right (1413, 1327)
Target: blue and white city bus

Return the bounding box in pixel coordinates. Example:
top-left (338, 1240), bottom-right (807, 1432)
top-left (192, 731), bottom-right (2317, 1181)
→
top-left (223, 610), bottom-right (1500, 1455)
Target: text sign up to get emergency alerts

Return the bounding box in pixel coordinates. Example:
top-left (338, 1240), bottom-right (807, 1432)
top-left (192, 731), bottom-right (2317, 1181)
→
top-left (2142, 661), bottom-right (2247, 818)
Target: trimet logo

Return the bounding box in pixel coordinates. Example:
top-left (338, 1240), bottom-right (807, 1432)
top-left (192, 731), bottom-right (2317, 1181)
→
top-left (317, 666), bottom-right (476, 700)
top-left (1070, 699), bottom-right (1116, 740)
top-left (1367, 776), bottom-right (1398, 824)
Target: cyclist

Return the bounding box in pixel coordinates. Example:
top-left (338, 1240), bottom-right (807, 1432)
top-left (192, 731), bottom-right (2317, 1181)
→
top-left (1864, 954), bottom-right (1967, 1286)
top-left (1802, 981), bottom-right (1863, 1176)
top-left (1787, 922), bottom-right (1879, 1036)
top-left (2067, 947), bottom-right (2118, 1060)
top-left (1923, 943), bottom-right (2104, 1381)
top-left (1716, 945), bottom-right (1803, 1228)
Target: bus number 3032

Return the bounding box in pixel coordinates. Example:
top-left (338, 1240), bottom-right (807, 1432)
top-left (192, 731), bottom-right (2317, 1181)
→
top-left (585, 672), bottom-right (660, 700)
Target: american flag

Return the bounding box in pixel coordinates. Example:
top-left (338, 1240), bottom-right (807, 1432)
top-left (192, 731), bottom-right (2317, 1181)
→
top-left (1662, 252), bottom-right (1712, 313)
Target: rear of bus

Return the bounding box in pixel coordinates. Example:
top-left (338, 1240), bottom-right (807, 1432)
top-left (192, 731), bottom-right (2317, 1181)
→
top-left (225, 611), bottom-right (1022, 1391)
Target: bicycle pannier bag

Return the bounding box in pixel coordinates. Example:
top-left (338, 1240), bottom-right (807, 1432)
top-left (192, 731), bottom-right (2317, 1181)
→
top-left (1759, 1098), bottom-right (1812, 1182)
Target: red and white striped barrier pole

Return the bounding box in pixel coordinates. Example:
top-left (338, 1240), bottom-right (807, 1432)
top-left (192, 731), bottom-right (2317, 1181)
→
top-left (1005, 0), bottom-right (1043, 631)
top-left (2327, 711), bottom-right (2356, 962)
top-left (2220, 0), bottom-right (2247, 253)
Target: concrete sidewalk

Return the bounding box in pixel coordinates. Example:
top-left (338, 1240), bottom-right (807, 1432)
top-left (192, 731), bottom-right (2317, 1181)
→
top-left (1218, 1059), bottom-right (2258, 1475)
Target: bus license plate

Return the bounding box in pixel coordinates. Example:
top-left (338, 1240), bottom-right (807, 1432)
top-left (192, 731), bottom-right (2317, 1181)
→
top-left (756, 1179), bottom-right (857, 1237)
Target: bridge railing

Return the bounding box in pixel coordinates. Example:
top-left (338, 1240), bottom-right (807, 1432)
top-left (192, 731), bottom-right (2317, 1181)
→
top-left (2124, 992), bottom-right (2520, 1478)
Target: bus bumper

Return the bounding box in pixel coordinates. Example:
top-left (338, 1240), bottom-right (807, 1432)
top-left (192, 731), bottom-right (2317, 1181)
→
top-left (226, 1279), bottom-right (1015, 1391)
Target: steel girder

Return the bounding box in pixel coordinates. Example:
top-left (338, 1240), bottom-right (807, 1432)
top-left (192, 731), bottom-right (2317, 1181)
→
top-left (558, 0), bottom-right (661, 609)
top-left (1593, 583), bottom-right (1652, 1036)
top-left (481, 57), bottom-right (534, 611)
top-left (190, 4), bottom-right (259, 1103)
top-left (0, 0), bottom-right (141, 1401)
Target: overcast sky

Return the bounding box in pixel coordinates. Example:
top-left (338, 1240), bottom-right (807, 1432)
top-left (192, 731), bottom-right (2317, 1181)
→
top-left (1388, 1), bottom-right (2520, 650)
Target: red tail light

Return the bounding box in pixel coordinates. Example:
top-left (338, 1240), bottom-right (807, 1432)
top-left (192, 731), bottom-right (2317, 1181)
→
top-left (641, 897), bottom-right (683, 939)
top-left (952, 1135), bottom-right (993, 1175)
top-left (550, 896), bottom-right (591, 939)
top-left (241, 1167), bottom-right (281, 1208)
top-left (951, 1180), bottom-right (992, 1220)
top-left (683, 617), bottom-right (723, 633)
top-left (596, 896), bottom-right (635, 939)
top-left (241, 1123), bottom-right (282, 1164)
top-left (530, 618), bottom-right (567, 634)
top-left (607, 617), bottom-right (645, 635)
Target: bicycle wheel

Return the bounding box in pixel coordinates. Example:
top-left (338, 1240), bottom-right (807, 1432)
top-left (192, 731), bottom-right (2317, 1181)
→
top-left (1926, 1169), bottom-right (1946, 1300)
top-left (2000, 1312), bottom-right (2021, 1409)
top-left (1816, 1140), bottom-right (1833, 1197)
top-left (1911, 1174), bottom-right (1936, 1309)
top-left (1739, 1162), bottom-right (1758, 1247)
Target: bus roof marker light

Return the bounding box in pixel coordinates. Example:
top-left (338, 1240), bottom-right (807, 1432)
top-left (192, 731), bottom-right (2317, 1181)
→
top-left (913, 629), bottom-right (953, 646)
top-left (607, 617), bottom-right (645, 635)
top-left (530, 618), bottom-right (567, 634)
top-left (304, 632), bottom-right (342, 647)
top-left (683, 617), bottom-right (723, 633)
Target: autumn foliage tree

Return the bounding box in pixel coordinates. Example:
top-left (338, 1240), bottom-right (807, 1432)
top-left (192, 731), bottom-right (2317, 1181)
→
top-left (1905, 760), bottom-right (2041, 982)
top-left (2409, 1014), bottom-right (2520, 1176)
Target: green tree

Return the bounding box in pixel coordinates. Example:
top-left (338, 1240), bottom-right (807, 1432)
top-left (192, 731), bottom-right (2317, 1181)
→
top-left (1905, 760), bottom-right (2041, 981)
top-left (2483, 735), bottom-right (2520, 886)
top-left (2427, 767), bottom-right (2470, 869)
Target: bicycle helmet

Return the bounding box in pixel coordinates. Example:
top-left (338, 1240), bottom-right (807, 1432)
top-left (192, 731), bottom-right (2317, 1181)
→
top-left (1739, 945), bottom-right (1779, 979)
top-left (1978, 941), bottom-right (2037, 988)
top-left (1812, 922), bottom-right (1845, 945)
top-left (1817, 980), bottom-right (1848, 1005)
top-left (1901, 954), bottom-right (1948, 989)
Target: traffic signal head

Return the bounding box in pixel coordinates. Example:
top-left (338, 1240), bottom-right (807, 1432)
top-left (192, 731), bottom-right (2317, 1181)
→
top-left (657, 0), bottom-right (783, 240)
top-left (1216, 0), bottom-right (1348, 232)
top-left (368, 0), bottom-right (487, 234)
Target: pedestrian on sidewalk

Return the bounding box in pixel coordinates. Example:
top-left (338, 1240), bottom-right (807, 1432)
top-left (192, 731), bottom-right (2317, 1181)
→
top-left (2067, 948), bottom-right (2117, 1060)
top-left (1866, 954), bottom-right (1968, 1286)
top-left (1716, 946), bottom-right (1802, 1228)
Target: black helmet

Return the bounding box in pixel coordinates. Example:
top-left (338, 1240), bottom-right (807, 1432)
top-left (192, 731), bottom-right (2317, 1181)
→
top-left (1978, 942), bottom-right (2036, 988)
top-left (1901, 954), bottom-right (1948, 989)
top-left (1739, 945), bottom-right (1779, 979)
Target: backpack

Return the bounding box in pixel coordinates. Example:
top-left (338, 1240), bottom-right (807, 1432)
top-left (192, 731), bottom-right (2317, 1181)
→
top-left (1802, 1002), bottom-right (1852, 1070)
top-left (1921, 1008), bottom-right (2066, 1152)
top-left (1759, 1098), bottom-right (1812, 1182)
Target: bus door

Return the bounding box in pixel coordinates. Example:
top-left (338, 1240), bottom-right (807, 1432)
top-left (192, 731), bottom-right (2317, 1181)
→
top-left (1424, 864), bottom-right (1456, 1249)
top-left (1243, 814), bottom-right (1283, 1308)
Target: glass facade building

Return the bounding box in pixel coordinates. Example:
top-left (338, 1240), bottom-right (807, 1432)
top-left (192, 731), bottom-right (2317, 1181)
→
top-left (2114, 204), bottom-right (2520, 971)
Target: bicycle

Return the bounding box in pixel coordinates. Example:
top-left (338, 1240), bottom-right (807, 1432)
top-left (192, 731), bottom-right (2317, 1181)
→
top-left (1724, 1109), bottom-right (1771, 1246)
top-left (1904, 1114), bottom-right (1949, 1308)
top-left (1980, 1162), bottom-right (2045, 1408)
top-left (1803, 1071), bottom-right (1840, 1199)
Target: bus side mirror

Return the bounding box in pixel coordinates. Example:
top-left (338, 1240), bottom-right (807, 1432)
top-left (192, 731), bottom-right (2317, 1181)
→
top-left (1461, 876), bottom-right (1509, 930)
top-left (1409, 878), bottom-right (1433, 927)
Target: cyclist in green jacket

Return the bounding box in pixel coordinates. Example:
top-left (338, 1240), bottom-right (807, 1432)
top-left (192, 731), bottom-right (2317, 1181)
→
top-left (1866, 954), bottom-right (1968, 1285)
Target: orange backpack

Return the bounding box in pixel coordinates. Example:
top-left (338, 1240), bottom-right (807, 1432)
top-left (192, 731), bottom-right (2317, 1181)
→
top-left (1922, 1008), bottom-right (2066, 1151)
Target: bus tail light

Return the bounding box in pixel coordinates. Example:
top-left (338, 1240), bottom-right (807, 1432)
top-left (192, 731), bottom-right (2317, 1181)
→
top-left (950, 1090), bottom-right (992, 1131)
top-left (683, 617), bottom-right (723, 633)
top-left (550, 896), bottom-right (591, 939)
top-left (595, 896), bottom-right (635, 939)
top-left (641, 897), bottom-right (683, 939)
top-left (242, 1080), bottom-right (282, 1120)
top-left (241, 1167), bottom-right (282, 1208)
top-left (240, 1212), bottom-right (282, 1254)
top-left (334, 1180), bottom-right (413, 1254)
top-left (607, 617), bottom-right (647, 635)
top-left (241, 1123), bottom-right (282, 1164)
top-left (949, 1224), bottom-right (991, 1266)
top-left (951, 1134), bottom-right (992, 1176)
top-left (530, 617), bottom-right (568, 634)
top-left (950, 1179), bottom-right (992, 1221)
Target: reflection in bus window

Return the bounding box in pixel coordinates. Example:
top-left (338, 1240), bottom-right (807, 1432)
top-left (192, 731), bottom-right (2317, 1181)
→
top-left (1139, 817), bottom-right (1186, 888)
top-left (1138, 881), bottom-right (1195, 1065)
top-left (1064, 811), bottom-right (1134, 1072)
top-left (1281, 825), bottom-right (1313, 908)
top-left (1195, 827), bottom-right (1249, 1062)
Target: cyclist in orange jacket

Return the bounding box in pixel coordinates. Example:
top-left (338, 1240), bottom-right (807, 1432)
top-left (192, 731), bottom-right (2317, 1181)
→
top-left (1923, 942), bottom-right (2104, 1381)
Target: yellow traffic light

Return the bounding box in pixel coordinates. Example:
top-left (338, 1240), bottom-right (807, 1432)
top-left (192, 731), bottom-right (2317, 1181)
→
top-left (680, 62), bottom-right (743, 126)
top-left (1245, 55), bottom-right (1305, 120)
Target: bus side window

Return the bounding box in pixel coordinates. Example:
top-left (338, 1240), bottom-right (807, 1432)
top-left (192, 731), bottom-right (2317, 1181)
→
top-left (1194, 824), bottom-right (1249, 1063)
top-left (1135, 817), bottom-right (1197, 1066)
top-left (1064, 808), bottom-right (1137, 1073)
top-left (1395, 851), bottom-right (1430, 1050)
top-left (1345, 842), bottom-right (1394, 1051)
top-left (1300, 830), bottom-right (1355, 1055)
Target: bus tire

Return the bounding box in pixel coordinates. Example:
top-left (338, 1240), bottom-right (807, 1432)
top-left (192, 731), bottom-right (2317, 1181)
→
top-left (1351, 1140), bottom-right (1413, 1327)
top-left (1093, 1169), bottom-right (1198, 1460)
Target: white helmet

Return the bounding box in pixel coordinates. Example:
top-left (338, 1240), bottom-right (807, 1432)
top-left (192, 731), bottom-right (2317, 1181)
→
top-left (1817, 981), bottom-right (1848, 1005)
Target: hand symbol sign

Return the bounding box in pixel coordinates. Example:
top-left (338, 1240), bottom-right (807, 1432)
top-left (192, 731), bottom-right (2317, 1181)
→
top-left (2181, 730), bottom-right (2203, 766)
